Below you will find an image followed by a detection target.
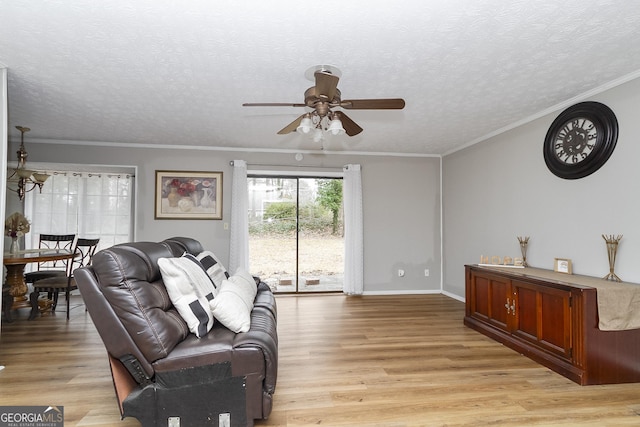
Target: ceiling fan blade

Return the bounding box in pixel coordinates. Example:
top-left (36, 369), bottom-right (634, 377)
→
top-left (336, 111), bottom-right (363, 136)
top-left (340, 98), bottom-right (405, 110)
top-left (243, 102), bottom-right (306, 107)
top-left (277, 114), bottom-right (306, 134)
top-left (315, 71), bottom-right (340, 100)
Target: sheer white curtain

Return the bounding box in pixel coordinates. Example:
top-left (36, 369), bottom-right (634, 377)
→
top-left (343, 164), bottom-right (364, 295)
top-left (24, 171), bottom-right (134, 251)
top-left (229, 160), bottom-right (249, 273)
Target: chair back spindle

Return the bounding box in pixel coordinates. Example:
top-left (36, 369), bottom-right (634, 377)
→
top-left (36, 233), bottom-right (77, 271)
top-left (30, 237), bottom-right (100, 320)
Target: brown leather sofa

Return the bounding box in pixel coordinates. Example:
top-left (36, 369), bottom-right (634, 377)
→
top-left (74, 237), bottom-right (277, 427)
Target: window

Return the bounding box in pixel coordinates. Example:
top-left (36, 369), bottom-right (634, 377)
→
top-left (24, 169), bottom-right (134, 251)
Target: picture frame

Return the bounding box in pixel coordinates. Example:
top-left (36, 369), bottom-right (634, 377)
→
top-left (554, 258), bottom-right (573, 274)
top-left (155, 170), bottom-right (223, 220)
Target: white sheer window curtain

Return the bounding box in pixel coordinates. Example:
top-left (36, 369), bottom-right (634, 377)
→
top-left (343, 164), bottom-right (364, 295)
top-left (24, 171), bottom-right (134, 252)
top-left (229, 160), bottom-right (249, 273)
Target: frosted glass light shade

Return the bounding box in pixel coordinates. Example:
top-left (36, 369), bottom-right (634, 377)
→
top-left (297, 116), bottom-right (313, 134)
top-left (32, 173), bottom-right (50, 183)
top-left (328, 117), bottom-right (345, 135)
top-left (16, 168), bottom-right (34, 179)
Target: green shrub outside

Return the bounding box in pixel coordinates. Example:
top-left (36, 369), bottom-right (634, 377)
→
top-left (249, 201), bottom-right (343, 236)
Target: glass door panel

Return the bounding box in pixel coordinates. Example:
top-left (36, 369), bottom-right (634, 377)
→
top-left (248, 177), bottom-right (298, 292)
top-left (298, 178), bottom-right (344, 292)
top-left (248, 176), bottom-right (343, 293)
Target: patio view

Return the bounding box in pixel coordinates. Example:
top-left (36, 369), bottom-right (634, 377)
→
top-left (248, 176), bottom-right (344, 293)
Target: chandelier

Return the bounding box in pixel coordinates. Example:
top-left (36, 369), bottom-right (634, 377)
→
top-left (296, 109), bottom-right (345, 143)
top-left (7, 126), bottom-right (50, 200)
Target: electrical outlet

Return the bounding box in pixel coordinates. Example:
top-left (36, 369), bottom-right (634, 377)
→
top-left (219, 413), bottom-right (230, 427)
top-left (168, 417), bottom-right (180, 427)
top-left (424, 269), bottom-right (430, 277)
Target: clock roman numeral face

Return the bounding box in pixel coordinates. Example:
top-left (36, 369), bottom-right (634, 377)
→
top-left (554, 117), bottom-right (597, 164)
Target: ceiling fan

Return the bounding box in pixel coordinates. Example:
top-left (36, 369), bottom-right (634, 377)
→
top-left (242, 65), bottom-right (405, 138)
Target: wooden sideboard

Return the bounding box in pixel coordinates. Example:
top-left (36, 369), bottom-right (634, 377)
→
top-left (464, 264), bottom-right (640, 385)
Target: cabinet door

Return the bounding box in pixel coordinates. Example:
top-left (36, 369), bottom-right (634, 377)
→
top-left (511, 280), bottom-right (572, 360)
top-left (469, 272), bottom-right (510, 332)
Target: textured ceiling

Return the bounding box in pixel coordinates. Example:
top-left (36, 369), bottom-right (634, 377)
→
top-left (2, 0), bottom-right (640, 155)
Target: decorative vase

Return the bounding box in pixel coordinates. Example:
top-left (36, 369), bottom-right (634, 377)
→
top-left (200, 187), bottom-right (214, 209)
top-left (602, 234), bottom-right (622, 282)
top-left (178, 197), bottom-right (195, 212)
top-left (191, 190), bottom-right (202, 207)
top-left (9, 237), bottom-right (19, 254)
top-left (517, 236), bottom-right (529, 267)
top-left (167, 187), bottom-right (180, 207)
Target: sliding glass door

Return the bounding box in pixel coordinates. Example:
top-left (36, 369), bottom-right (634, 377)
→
top-left (248, 175), bottom-right (343, 293)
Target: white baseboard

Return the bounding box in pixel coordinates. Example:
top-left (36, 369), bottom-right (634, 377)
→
top-left (442, 290), bottom-right (465, 302)
top-left (362, 289), bottom-right (441, 296)
top-left (361, 289), bottom-right (465, 302)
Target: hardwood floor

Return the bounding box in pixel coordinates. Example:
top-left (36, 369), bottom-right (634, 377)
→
top-left (1, 293), bottom-right (640, 426)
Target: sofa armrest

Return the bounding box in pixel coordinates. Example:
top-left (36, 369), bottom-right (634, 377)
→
top-left (254, 283), bottom-right (277, 320)
top-left (235, 306), bottom-right (278, 394)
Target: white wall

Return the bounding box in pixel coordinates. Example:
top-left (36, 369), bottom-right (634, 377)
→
top-left (360, 156), bottom-right (441, 294)
top-left (16, 143), bottom-right (442, 294)
top-left (443, 77), bottom-right (640, 298)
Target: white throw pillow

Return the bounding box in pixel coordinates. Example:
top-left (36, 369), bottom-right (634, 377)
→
top-left (158, 255), bottom-right (216, 338)
top-left (209, 268), bottom-right (258, 333)
top-left (197, 250), bottom-right (230, 290)
top-left (181, 253), bottom-right (217, 300)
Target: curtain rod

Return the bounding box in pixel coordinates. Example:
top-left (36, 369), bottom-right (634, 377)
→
top-left (42, 170), bottom-right (135, 178)
top-left (229, 160), bottom-right (343, 170)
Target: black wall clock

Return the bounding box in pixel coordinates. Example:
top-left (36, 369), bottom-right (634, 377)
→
top-left (543, 101), bottom-right (618, 179)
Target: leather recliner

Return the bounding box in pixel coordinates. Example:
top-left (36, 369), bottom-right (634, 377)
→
top-left (74, 237), bottom-right (277, 427)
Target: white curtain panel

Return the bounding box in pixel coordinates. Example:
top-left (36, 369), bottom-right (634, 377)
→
top-left (343, 164), bottom-right (364, 295)
top-left (229, 160), bottom-right (249, 273)
top-left (24, 171), bottom-right (133, 251)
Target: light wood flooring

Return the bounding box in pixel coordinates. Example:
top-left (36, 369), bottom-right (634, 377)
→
top-left (1, 294), bottom-right (640, 426)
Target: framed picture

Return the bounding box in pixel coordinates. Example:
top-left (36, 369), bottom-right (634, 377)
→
top-left (554, 258), bottom-right (572, 274)
top-left (155, 170), bottom-right (223, 220)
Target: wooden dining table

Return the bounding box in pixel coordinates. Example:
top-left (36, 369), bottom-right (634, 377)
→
top-left (2, 248), bottom-right (74, 322)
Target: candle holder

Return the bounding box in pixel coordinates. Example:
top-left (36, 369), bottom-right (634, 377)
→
top-left (517, 236), bottom-right (529, 267)
top-left (602, 234), bottom-right (622, 282)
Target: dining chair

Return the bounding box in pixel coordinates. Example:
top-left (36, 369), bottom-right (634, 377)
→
top-left (24, 233), bottom-right (76, 285)
top-left (29, 237), bottom-right (100, 320)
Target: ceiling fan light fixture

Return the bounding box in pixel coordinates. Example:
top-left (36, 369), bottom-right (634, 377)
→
top-left (297, 114), bottom-right (313, 134)
top-left (243, 67), bottom-right (405, 139)
top-left (312, 128), bottom-right (324, 142)
top-left (328, 116), bottom-right (345, 136)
